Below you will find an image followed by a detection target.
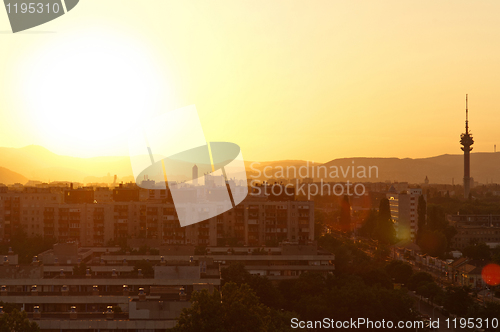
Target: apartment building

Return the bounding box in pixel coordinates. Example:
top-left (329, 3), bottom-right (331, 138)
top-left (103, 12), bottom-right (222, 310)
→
top-left (447, 214), bottom-right (500, 249)
top-left (0, 242), bottom-right (333, 331)
top-left (0, 185), bottom-right (314, 247)
top-left (386, 187), bottom-right (423, 241)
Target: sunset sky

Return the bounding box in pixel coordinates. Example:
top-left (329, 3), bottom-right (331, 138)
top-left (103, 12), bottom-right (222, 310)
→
top-left (1, 0), bottom-right (500, 163)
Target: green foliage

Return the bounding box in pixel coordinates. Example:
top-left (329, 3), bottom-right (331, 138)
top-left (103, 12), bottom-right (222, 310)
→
top-left (0, 309), bottom-right (40, 332)
top-left (443, 286), bottom-right (473, 317)
top-left (221, 263), bottom-right (284, 309)
top-left (415, 203), bottom-right (455, 257)
top-left (358, 210), bottom-right (377, 238)
top-left (426, 205), bottom-right (447, 231)
top-left (466, 302), bottom-right (500, 332)
top-left (0, 230), bottom-right (56, 264)
top-left (416, 195), bottom-right (426, 243)
top-left (373, 198), bottom-right (396, 244)
top-left (314, 209), bottom-right (325, 240)
top-left (171, 282), bottom-right (293, 332)
top-left (492, 251), bottom-right (500, 265)
top-left (418, 230), bottom-right (447, 257)
top-left (0, 302), bottom-right (19, 313)
top-left (416, 281), bottom-right (441, 302)
top-left (373, 245), bottom-right (390, 262)
top-left (339, 195), bottom-right (351, 233)
top-left (462, 243), bottom-right (491, 260)
top-left (359, 268), bottom-right (392, 289)
top-left (407, 272), bottom-right (433, 291)
top-left (279, 272), bottom-right (416, 325)
top-left (385, 260), bottom-right (413, 285)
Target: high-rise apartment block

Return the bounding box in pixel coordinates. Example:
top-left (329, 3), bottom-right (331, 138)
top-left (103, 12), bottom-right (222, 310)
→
top-left (0, 184), bottom-right (314, 246)
top-left (386, 187), bottom-right (423, 241)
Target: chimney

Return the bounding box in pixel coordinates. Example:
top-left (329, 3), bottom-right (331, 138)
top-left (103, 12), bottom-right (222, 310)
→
top-left (138, 288), bottom-right (146, 301)
top-left (179, 287), bottom-right (187, 301)
top-left (106, 306), bottom-right (114, 320)
top-left (70, 306), bottom-right (77, 320)
top-left (33, 306), bottom-right (41, 320)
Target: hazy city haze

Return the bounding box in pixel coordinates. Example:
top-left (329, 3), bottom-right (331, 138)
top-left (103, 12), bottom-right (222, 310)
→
top-left (1, 1), bottom-right (500, 162)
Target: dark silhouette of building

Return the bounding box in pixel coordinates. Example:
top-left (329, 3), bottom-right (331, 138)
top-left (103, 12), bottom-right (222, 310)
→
top-left (192, 164), bottom-right (198, 185)
top-left (64, 184), bottom-right (94, 204)
top-left (113, 183), bottom-right (140, 202)
top-left (460, 94), bottom-right (474, 199)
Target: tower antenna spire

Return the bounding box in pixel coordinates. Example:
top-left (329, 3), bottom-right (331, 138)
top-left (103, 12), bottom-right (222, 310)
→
top-left (461, 94), bottom-right (473, 199)
top-left (466, 94), bottom-right (469, 134)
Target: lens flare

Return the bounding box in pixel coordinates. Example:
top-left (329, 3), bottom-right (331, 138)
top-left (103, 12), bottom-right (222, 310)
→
top-left (481, 263), bottom-right (500, 286)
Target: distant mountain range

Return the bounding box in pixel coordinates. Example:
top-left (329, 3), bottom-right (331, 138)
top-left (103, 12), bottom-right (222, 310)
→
top-left (0, 145), bottom-right (133, 184)
top-left (245, 154), bottom-right (500, 185)
top-left (0, 166), bottom-right (28, 185)
top-left (0, 145), bottom-right (499, 185)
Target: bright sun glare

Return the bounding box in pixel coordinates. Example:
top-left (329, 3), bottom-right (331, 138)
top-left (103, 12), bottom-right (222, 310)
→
top-left (16, 28), bottom-right (166, 157)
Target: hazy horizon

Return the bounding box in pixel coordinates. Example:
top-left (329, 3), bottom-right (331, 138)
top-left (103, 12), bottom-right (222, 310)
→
top-left (1, 143), bottom-right (500, 185)
top-left (2, 1), bottom-right (500, 163)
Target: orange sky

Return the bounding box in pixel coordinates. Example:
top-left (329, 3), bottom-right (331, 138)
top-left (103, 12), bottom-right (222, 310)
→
top-left (1, 0), bottom-right (500, 162)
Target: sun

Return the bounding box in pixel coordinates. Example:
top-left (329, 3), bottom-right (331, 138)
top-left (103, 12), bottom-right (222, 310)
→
top-left (15, 27), bottom-right (167, 157)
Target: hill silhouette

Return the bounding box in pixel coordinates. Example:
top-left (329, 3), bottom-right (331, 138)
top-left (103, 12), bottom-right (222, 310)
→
top-left (0, 166), bottom-right (28, 185)
top-left (0, 145), bottom-right (132, 183)
top-left (0, 145), bottom-right (499, 185)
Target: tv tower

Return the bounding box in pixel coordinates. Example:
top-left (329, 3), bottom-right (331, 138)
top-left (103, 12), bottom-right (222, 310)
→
top-left (460, 94), bottom-right (474, 199)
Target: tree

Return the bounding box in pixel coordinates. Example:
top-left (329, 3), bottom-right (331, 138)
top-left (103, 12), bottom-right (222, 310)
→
top-left (360, 268), bottom-right (392, 289)
top-left (462, 243), bottom-right (491, 260)
top-left (172, 282), bottom-right (293, 332)
top-left (385, 260), bottom-right (413, 285)
top-left (467, 302), bottom-right (500, 332)
top-left (0, 309), bottom-right (40, 332)
top-left (221, 263), bottom-right (283, 309)
top-left (416, 195), bottom-right (426, 243)
top-left (443, 286), bottom-right (473, 317)
top-left (0, 230), bottom-right (56, 264)
top-left (373, 198), bottom-right (396, 244)
top-left (419, 230), bottom-right (448, 257)
top-left (407, 272), bottom-right (433, 291)
top-left (339, 195), bottom-right (351, 233)
top-left (314, 210), bottom-right (325, 240)
top-left (221, 263), bottom-right (251, 286)
top-left (426, 205), bottom-right (447, 232)
top-left (417, 282), bottom-right (441, 302)
top-left (358, 210), bottom-right (377, 238)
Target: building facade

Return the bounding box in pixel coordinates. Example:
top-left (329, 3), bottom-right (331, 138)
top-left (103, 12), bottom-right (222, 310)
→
top-left (387, 188), bottom-right (423, 241)
top-left (0, 185), bottom-right (314, 247)
top-left (448, 214), bottom-right (500, 249)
